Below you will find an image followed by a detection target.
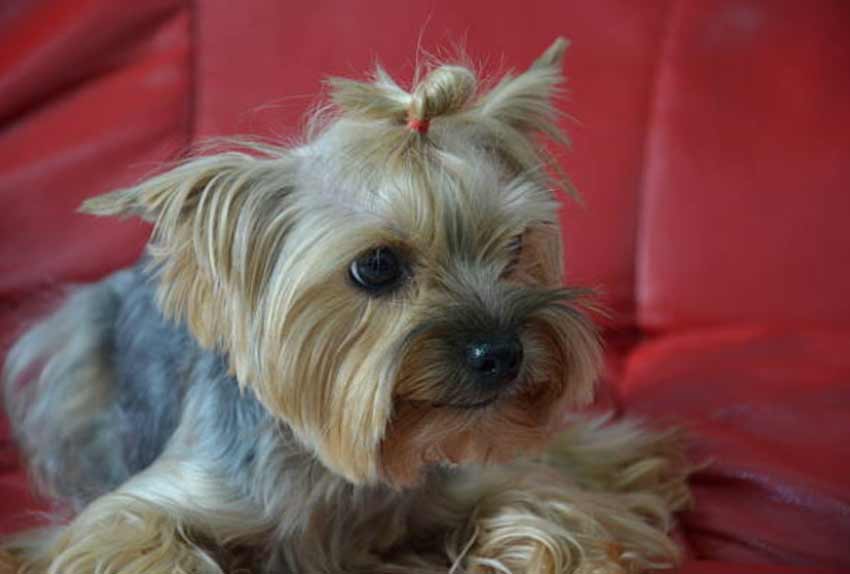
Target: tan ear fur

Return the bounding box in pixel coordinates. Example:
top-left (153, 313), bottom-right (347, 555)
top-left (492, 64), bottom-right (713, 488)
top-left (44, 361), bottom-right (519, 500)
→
top-left (531, 36), bottom-right (570, 71)
top-left (463, 37), bottom-right (575, 198)
top-left (81, 149), bottom-right (299, 357)
top-left (474, 36), bottom-right (569, 142)
top-left (81, 152), bottom-right (262, 222)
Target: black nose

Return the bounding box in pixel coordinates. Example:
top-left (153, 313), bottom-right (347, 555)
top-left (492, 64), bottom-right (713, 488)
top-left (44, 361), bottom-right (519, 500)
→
top-left (464, 334), bottom-right (523, 386)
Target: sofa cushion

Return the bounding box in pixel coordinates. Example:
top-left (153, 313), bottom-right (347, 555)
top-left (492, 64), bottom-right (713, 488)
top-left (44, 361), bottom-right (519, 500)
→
top-left (0, 0), bottom-right (191, 299)
top-left (637, 0), bottom-right (850, 330)
top-left (621, 327), bottom-right (850, 569)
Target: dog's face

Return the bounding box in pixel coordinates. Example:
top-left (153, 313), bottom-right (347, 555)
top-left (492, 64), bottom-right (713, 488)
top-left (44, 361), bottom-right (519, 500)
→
top-left (84, 38), bottom-right (600, 486)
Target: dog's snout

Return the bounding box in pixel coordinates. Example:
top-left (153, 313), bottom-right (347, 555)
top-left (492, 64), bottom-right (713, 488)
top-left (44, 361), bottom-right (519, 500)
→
top-left (463, 334), bottom-right (523, 386)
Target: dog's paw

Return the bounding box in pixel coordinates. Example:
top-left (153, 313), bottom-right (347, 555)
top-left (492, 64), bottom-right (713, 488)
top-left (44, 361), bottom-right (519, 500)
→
top-left (7, 499), bottom-right (223, 574)
top-left (456, 467), bottom-right (682, 574)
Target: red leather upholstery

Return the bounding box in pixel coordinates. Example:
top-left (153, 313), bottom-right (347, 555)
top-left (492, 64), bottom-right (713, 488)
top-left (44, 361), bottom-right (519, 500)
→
top-left (2, 1), bottom-right (848, 571)
top-left (638, 0), bottom-right (850, 329)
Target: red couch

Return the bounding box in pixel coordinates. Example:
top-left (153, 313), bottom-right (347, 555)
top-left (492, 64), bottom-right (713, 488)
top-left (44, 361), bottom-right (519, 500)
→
top-left (2, 1), bottom-right (848, 572)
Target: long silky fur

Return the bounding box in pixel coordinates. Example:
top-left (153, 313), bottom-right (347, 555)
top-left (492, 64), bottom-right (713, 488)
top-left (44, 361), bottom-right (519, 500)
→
top-left (1, 38), bottom-right (691, 574)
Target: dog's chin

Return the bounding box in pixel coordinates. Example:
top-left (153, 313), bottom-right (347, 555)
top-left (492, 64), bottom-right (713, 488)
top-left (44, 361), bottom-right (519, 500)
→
top-left (379, 380), bottom-right (565, 488)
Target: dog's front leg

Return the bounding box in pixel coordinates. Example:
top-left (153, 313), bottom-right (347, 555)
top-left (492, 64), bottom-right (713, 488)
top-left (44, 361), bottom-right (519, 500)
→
top-left (7, 454), bottom-right (268, 574)
top-left (425, 416), bottom-right (692, 574)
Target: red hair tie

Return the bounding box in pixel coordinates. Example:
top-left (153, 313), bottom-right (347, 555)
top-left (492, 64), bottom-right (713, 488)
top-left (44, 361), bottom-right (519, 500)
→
top-left (407, 117), bottom-right (430, 135)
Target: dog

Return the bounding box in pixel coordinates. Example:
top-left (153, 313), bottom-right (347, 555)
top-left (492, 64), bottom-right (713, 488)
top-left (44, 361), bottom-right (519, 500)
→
top-left (1, 38), bottom-right (690, 574)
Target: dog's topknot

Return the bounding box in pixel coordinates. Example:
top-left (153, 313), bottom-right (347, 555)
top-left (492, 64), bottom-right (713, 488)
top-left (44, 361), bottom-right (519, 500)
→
top-left (408, 65), bottom-right (477, 127)
top-left (326, 61), bottom-right (476, 128)
top-left (324, 37), bottom-right (574, 196)
top-left (328, 37), bottom-right (568, 125)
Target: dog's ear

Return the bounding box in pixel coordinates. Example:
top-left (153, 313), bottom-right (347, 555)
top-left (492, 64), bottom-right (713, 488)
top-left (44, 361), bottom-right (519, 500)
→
top-left (530, 36), bottom-right (570, 72)
top-left (474, 37), bottom-right (568, 140)
top-left (82, 150), bottom-right (299, 352)
top-left (81, 151), bottom-right (292, 221)
top-left (470, 37), bottom-right (577, 199)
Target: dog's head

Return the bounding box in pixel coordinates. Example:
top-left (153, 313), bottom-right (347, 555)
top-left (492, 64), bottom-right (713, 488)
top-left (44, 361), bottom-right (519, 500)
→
top-left (84, 38), bottom-right (601, 486)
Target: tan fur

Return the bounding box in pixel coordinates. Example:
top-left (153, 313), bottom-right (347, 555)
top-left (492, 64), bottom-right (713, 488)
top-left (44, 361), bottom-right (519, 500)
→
top-left (9, 469), bottom-right (256, 573)
top-left (3, 38), bottom-right (691, 574)
top-left (3, 418), bottom-right (691, 574)
top-left (383, 287), bottom-right (600, 486)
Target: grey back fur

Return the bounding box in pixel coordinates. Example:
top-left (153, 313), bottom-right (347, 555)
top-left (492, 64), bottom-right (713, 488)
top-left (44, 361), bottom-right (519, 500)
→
top-left (3, 261), bottom-right (271, 510)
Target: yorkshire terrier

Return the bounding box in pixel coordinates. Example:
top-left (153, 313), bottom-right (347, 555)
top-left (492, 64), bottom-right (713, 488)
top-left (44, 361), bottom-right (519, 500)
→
top-left (2, 38), bottom-right (690, 574)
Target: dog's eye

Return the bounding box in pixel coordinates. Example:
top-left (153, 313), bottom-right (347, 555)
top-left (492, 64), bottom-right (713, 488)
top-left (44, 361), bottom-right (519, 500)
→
top-left (349, 247), bottom-right (405, 294)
